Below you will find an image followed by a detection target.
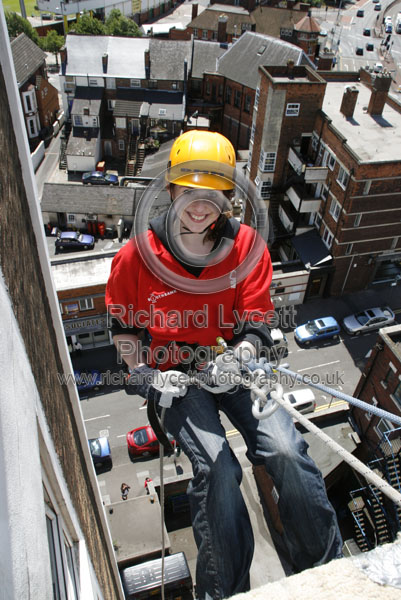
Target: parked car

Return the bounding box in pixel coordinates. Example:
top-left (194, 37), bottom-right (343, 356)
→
top-left (374, 3), bottom-right (381, 10)
top-left (319, 28), bottom-right (328, 37)
top-left (127, 425), bottom-right (178, 458)
top-left (356, 46), bottom-right (364, 55)
top-left (357, 9), bottom-right (364, 17)
top-left (295, 317), bottom-right (341, 346)
top-left (374, 62), bottom-right (384, 73)
top-left (74, 369), bottom-right (102, 391)
top-left (385, 23), bottom-right (392, 33)
top-left (366, 42), bottom-right (374, 51)
top-left (363, 28), bottom-right (371, 36)
top-left (82, 171), bottom-right (119, 186)
top-left (55, 231), bottom-right (95, 251)
top-left (89, 437), bottom-right (112, 469)
top-left (283, 388), bottom-right (316, 415)
top-left (342, 306), bottom-right (395, 335)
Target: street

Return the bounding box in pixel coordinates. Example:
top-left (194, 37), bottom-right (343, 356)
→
top-left (314, 0), bottom-right (401, 86)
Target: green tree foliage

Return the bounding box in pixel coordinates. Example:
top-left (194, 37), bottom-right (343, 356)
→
top-left (42, 30), bottom-right (64, 66)
top-left (5, 11), bottom-right (41, 45)
top-left (69, 13), bottom-right (105, 35)
top-left (105, 9), bottom-right (141, 37)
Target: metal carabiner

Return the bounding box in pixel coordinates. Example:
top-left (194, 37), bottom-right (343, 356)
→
top-left (251, 383), bottom-right (283, 420)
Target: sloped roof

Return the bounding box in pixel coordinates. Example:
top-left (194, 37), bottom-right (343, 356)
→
top-left (65, 35), bottom-right (150, 78)
top-left (217, 31), bottom-right (313, 90)
top-left (294, 15), bottom-right (321, 33)
top-left (149, 39), bottom-right (192, 80)
top-left (192, 40), bottom-right (229, 79)
top-left (113, 100), bottom-right (142, 118)
top-left (188, 6), bottom-right (255, 35)
top-left (11, 33), bottom-right (46, 87)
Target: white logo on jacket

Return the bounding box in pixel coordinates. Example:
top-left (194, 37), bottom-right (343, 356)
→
top-left (148, 290), bottom-right (177, 304)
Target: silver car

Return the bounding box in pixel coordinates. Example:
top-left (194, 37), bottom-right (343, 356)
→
top-left (342, 306), bottom-right (395, 335)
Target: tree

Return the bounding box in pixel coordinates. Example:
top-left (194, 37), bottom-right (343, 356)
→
top-left (5, 11), bottom-right (41, 45)
top-left (69, 13), bottom-right (105, 35)
top-left (42, 30), bottom-right (64, 66)
top-left (105, 9), bottom-right (142, 37)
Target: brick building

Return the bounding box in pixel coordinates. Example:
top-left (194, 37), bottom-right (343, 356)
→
top-left (351, 324), bottom-right (401, 452)
top-left (248, 61), bottom-right (401, 296)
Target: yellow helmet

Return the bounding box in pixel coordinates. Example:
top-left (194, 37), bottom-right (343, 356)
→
top-left (166, 130), bottom-right (236, 190)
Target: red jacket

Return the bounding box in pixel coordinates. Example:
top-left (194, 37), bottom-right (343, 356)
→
top-left (106, 217), bottom-right (274, 370)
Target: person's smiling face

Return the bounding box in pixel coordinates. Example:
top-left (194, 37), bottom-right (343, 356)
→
top-left (172, 186), bottom-right (222, 233)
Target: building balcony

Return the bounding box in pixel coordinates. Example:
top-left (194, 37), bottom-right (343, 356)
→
top-left (278, 199), bottom-right (315, 235)
top-left (286, 185), bottom-right (322, 213)
top-left (287, 146), bottom-right (328, 183)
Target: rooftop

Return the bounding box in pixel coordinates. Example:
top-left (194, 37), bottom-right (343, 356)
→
top-left (322, 80), bottom-right (401, 163)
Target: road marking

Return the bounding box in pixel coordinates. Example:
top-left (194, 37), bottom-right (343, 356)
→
top-left (84, 414), bottom-right (110, 422)
top-left (298, 360), bottom-right (340, 372)
top-left (99, 429), bottom-right (109, 437)
top-left (139, 405), bottom-right (147, 410)
top-left (116, 434), bottom-right (126, 438)
top-left (315, 400), bottom-right (348, 411)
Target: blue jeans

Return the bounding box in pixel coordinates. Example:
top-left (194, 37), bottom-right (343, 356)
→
top-left (161, 384), bottom-right (343, 600)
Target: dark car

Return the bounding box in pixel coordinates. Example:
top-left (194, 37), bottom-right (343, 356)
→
top-left (55, 231), bottom-right (95, 251)
top-left (363, 28), bottom-right (371, 36)
top-left (357, 9), bottom-right (364, 17)
top-left (356, 46), bottom-right (364, 55)
top-left (74, 370), bottom-right (102, 391)
top-left (82, 171), bottom-right (119, 186)
top-left (89, 437), bottom-right (112, 469)
top-left (366, 42), bottom-right (374, 51)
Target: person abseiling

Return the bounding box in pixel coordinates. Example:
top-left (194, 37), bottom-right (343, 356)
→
top-left (106, 130), bottom-right (343, 600)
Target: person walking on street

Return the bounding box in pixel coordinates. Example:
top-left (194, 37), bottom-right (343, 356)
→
top-left (106, 130), bottom-right (343, 599)
top-left (121, 482), bottom-right (130, 500)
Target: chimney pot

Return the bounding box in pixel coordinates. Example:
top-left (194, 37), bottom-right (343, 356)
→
top-left (102, 53), bottom-right (108, 74)
top-left (340, 85), bottom-right (359, 119)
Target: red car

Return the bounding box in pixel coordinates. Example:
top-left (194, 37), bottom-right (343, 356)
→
top-left (126, 425), bottom-right (178, 458)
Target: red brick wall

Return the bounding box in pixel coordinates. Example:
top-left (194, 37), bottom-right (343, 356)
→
top-left (58, 284), bottom-right (106, 322)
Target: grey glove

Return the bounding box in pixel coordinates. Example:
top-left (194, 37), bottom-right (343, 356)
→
top-left (126, 365), bottom-right (187, 407)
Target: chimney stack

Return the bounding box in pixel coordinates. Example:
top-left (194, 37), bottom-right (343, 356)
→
top-left (340, 85), bottom-right (359, 119)
top-left (60, 45), bottom-right (67, 75)
top-left (287, 58), bottom-right (295, 79)
top-left (367, 72), bottom-right (391, 117)
top-left (144, 48), bottom-right (150, 78)
top-left (102, 53), bottom-right (108, 74)
top-left (217, 14), bottom-right (228, 43)
top-left (192, 3), bottom-right (198, 20)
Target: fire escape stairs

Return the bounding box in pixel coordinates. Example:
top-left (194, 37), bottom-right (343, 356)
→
top-left (348, 496), bottom-right (371, 552)
top-left (125, 133), bottom-right (138, 176)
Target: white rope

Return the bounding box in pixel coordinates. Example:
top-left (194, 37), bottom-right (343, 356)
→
top-left (274, 394), bottom-right (401, 508)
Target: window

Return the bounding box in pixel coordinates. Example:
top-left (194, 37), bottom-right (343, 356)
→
top-left (130, 79), bottom-right (141, 88)
top-left (159, 108), bottom-right (167, 116)
top-left (382, 365), bottom-right (396, 388)
top-left (171, 81), bottom-right (178, 90)
top-left (328, 151), bottom-right (336, 170)
top-left (259, 151), bottom-right (276, 173)
top-left (337, 165), bottom-right (350, 189)
top-left (314, 212), bottom-right (322, 229)
top-left (118, 139), bottom-right (125, 151)
top-left (148, 79), bottom-right (157, 88)
top-left (74, 115), bottom-right (83, 127)
top-left (375, 418), bottom-right (395, 437)
top-left (345, 243), bottom-right (353, 255)
top-left (254, 175), bottom-right (261, 187)
top-left (391, 237), bottom-right (399, 250)
top-left (354, 213), bottom-right (362, 227)
top-left (254, 87), bottom-right (260, 109)
top-left (234, 89), bottom-right (241, 108)
top-left (311, 132), bottom-right (319, 151)
top-left (67, 214), bottom-right (75, 224)
top-left (225, 86), bottom-right (232, 104)
top-left (107, 99), bottom-right (115, 110)
top-left (329, 197), bottom-right (341, 221)
top-left (242, 23), bottom-right (252, 32)
top-left (321, 185), bottom-right (329, 201)
top-left (212, 30), bottom-right (218, 40)
top-left (244, 94), bottom-right (251, 113)
top-left (322, 225), bottom-right (333, 249)
top-left (202, 29), bottom-right (208, 40)
top-left (79, 298), bottom-right (94, 311)
top-left (115, 117), bottom-right (126, 129)
top-left (366, 397), bottom-right (378, 420)
top-left (363, 180), bottom-right (371, 195)
top-left (106, 77), bottom-right (115, 89)
top-left (286, 103), bottom-right (300, 116)
top-left (250, 122), bottom-right (256, 143)
top-left (24, 93), bottom-right (32, 112)
top-left (193, 28), bottom-right (198, 38)
top-left (27, 117), bottom-right (37, 137)
top-left (393, 381), bottom-right (401, 407)
top-left (45, 503), bottom-right (79, 600)
top-left (92, 118), bottom-right (97, 127)
top-left (88, 78), bottom-right (98, 86)
top-left (260, 181), bottom-right (272, 199)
